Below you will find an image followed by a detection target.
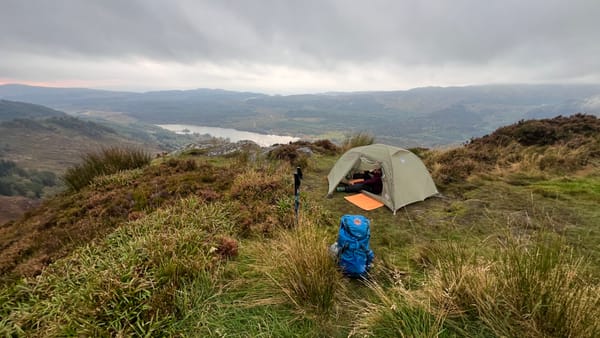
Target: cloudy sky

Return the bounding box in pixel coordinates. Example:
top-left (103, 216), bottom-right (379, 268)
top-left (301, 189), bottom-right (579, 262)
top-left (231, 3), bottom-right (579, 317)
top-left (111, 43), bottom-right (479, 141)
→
top-left (1, 0), bottom-right (599, 94)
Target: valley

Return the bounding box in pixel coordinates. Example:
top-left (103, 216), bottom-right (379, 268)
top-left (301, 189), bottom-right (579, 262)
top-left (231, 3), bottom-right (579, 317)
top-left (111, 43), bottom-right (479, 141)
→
top-left (2, 84), bottom-right (600, 147)
top-left (2, 84), bottom-right (600, 224)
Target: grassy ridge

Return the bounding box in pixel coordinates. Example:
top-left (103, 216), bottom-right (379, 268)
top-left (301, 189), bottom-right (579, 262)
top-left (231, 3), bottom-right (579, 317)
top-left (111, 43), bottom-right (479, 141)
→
top-left (1, 116), bottom-right (600, 336)
top-left (63, 147), bottom-right (152, 191)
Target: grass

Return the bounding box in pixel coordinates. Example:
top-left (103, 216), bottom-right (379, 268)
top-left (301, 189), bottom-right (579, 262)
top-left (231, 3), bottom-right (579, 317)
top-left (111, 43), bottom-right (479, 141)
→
top-left (0, 201), bottom-right (341, 336)
top-left (63, 146), bottom-right (152, 191)
top-left (425, 232), bottom-right (600, 337)
top-left (260, 220), bottom-right (345, 316)
top-left (0, 197), bottom-right (233, 336)
top-left (341, 132), bottom-right (375, 152)
top-left (347, 228), bottom-right (600, 337)
top-left (350, 279), bottom-right (448, 337)
top-left (0, 156), bottom-right (242, 282)
top-left (1, 134), bottom-right (600, 336)
top-left (530, 175), bottom-right (600, 201)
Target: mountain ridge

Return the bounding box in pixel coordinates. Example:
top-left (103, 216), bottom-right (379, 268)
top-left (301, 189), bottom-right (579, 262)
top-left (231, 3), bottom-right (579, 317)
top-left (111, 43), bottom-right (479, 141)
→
top-left (0, 99), bottom-right (66, 121)
top-left (2, 83), bottom-right (600, 147)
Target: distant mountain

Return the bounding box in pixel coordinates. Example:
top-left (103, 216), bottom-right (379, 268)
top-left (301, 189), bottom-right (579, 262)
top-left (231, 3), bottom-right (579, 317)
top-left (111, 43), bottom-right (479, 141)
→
top-left (0, 84), bottom-right (263, 114)
top-left (0, 114), bottom-right (176, 173)
top-left (0, 99), bottom-right (199, 178)
top-left (0, 84), bottom-right (135, 109)
top-left (0, 99), bottom-right (66, 121)
top-left (2, 83), bottom-right (600, 147)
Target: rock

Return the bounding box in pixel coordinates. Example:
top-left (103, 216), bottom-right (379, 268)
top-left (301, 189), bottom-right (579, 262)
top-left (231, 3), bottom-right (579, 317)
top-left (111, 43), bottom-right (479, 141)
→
top-left (169, 139), bottom-right (261, 157)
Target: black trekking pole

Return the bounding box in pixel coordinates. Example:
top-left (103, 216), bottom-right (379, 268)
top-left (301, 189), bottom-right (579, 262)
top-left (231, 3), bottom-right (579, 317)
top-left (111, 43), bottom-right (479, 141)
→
top-left (293, 166), bottom-right (303, 225)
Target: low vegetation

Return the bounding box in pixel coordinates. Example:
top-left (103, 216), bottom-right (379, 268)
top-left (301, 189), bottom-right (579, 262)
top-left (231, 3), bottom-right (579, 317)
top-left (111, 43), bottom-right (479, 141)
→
top-left (425, 233), bottom-right (599, 337)
top-left (341, 132), bottom-right (375, 151)
top-left (424, 113), bottom-right (600, 185)
top-left (1, 115), bottom-right (599, 336)
top-left (261, 221), bottom-right (344, 316)
top-left (63, 146), bottom-right (152, 191)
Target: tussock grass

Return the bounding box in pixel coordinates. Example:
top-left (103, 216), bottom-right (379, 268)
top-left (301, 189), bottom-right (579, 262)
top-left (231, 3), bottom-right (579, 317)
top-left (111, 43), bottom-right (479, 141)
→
top-left (349, 279), bottom-right (448, 338)
top-left (341, 132), bottom-right (375, 151)
top-left (427, 142), bottom-right (597, 185)
top-left (424, 115), bottom-right (600, 186)
top-left (351, 229), bottom-right (600, 337)
top-left (89, 167), bottom-right (144, 189)
top-left (537, 144), bottom-right (592, 173)
top-left (495, 144), bottom-right (593, 176)
top-left (425, 232), bottom-right (600, 338)
top-left (63, 147), bottom-right (151, 191)
top-left (260, 219), bottom-right (345, 316)
top-left (0, 197), bottom-right (235, 336)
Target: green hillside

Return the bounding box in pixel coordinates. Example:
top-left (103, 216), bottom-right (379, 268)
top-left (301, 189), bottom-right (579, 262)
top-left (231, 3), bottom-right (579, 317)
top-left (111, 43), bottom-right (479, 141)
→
top-left (0, 99), bottom-right (66, 122)
top-left (1, 115), bottom-right (599, 337)
top-left (0, 115), bottom-right (163, 173)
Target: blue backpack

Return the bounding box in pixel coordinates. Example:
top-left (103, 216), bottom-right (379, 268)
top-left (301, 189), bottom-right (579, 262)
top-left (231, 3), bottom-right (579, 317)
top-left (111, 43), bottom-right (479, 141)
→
top-left (335, 214), bottom-right (375, 278)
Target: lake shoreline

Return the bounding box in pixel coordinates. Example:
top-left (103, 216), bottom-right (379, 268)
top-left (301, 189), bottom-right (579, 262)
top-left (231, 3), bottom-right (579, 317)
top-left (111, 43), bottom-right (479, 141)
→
top-left (156, 124), bottom-right (300, 147)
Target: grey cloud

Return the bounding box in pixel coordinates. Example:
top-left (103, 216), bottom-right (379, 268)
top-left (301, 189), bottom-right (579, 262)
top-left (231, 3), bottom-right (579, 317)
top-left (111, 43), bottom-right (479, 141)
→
top-left (1, 0), bottom-right (600, 90)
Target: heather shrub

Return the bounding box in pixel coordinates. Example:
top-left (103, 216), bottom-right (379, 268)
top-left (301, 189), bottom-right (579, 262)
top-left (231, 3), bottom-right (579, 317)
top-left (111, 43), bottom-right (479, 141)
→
top-left (311, 139), bottom-right (340, 155)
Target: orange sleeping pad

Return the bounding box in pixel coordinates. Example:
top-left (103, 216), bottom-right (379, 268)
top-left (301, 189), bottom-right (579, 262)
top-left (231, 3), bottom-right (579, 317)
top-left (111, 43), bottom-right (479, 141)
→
top-left (344, 193), bottom-right (384, 211)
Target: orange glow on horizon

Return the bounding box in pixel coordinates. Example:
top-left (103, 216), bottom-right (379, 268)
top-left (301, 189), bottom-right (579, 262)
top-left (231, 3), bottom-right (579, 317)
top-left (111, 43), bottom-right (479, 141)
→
top-left (0, 78), bottom-right (117, 89)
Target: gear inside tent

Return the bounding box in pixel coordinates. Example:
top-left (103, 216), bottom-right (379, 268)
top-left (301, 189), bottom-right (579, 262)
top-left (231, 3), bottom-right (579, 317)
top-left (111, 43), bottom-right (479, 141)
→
top-left (327, 144), bottom-right (438, 213)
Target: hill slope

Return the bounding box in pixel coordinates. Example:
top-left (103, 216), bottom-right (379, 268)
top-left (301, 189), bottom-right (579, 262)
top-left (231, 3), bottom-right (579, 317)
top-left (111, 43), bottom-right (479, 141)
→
top-left (0, 101), bottom-right (196, 224)
top-left (0, 99), bottom-right (66, 121)
top-left (0, 115), bottom-right (164, 173)
top-left (0, 116), bottom-right (599, 336)
top-left (2, 83), bottom-right (600, 146)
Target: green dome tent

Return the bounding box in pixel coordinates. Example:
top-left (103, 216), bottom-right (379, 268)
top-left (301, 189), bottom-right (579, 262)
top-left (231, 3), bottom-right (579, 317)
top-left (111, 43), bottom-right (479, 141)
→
top-left (327, 144), bottom-right (438, 213)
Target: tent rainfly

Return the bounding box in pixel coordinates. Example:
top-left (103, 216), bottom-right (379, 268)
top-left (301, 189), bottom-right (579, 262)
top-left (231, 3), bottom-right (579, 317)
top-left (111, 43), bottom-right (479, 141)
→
top-left (327, 144), bottom-right (438, 213)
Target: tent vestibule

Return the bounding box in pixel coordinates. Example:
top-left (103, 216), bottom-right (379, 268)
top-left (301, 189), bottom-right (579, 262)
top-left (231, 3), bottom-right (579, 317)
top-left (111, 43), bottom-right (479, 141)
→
top-left (327, 144), bottom-right (438, 213)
